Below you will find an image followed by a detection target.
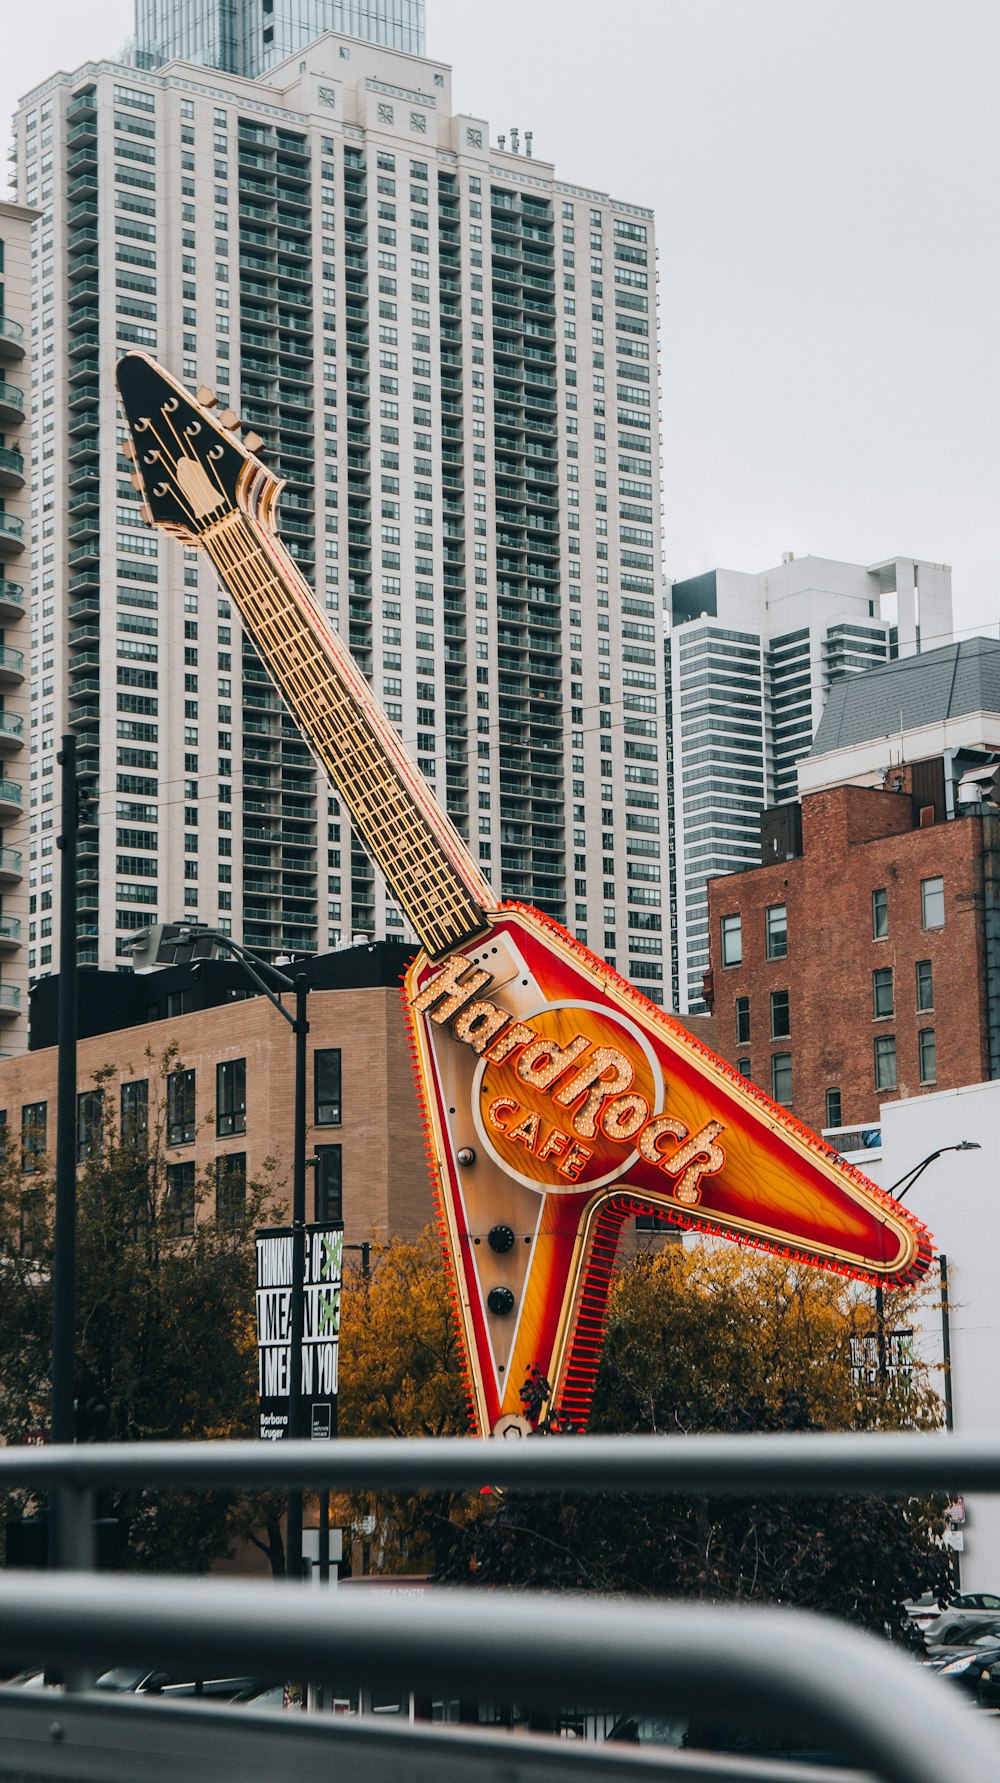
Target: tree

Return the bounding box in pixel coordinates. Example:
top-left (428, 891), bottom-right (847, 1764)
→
top-left (0, 1048), bottom-right (282, 1573)
top-left (331, 1228), bottom-right (470, 1573)
top-left (436, 1242), bottom-right (952, 1636)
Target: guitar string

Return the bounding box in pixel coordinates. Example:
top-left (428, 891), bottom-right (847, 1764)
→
top-left (125, 398), bottom-right (493, 949)
top-left (204, 518), bottom-right (487, 950)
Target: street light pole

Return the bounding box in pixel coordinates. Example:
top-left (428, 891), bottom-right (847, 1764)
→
top-left (284, 973), bottom-right (310, 1582)
top-left (876, 1142), bottom-right (981, 1387)
top-left (49, 735), bottom-right (78, 1572)
top-left (131, 924), bottom-right (311, 1579)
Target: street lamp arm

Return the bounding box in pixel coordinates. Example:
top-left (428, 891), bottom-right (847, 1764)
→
top-left (204, 935), bottom-right (296, 1027)
top-left (888, 1141), bottom-right (981, 1203)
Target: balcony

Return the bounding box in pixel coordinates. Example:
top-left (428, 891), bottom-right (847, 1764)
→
top-left (0, 317), bottom-right (25, 363)
top-left (0, 846), bottom-right (21, 883)
top-left (0, 516), bottom-right (24, 558)
top-left (0, 779), bottom-right (21, 817)
top-left (0, 982), bottom-right (20, 1015)
top-left (0, 447), bottom-right (24, 491)
top-left (0, 382), bottom-right (24, 426)
top-left (0, 581), bottom-right (24, 620)
top-left (0, 712), bottom-right (24, 751)
top-left (0, 915), bottom-right (21, 948)
top-left (0, 646), bottom-right (24, 685)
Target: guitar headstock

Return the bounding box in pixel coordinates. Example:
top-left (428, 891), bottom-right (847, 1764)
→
top-left (115, 352), bottom-right (281, 542)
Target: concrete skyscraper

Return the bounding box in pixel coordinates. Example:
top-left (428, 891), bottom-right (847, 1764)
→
top-left (666, 553), bottom-right (953, 1014)
top-left (135, 0), bottom-right (425, 77)
top-left (14, 28), bottom-right (666, 998)
top-left (0, 204), bottom-right (34, 1051)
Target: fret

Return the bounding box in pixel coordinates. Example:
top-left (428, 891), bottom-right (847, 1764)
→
top-left (202, 513), bottom-right (495, 955)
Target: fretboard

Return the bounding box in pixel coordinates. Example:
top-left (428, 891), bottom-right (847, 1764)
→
top-left (202, 508), bottom-right (495, 957)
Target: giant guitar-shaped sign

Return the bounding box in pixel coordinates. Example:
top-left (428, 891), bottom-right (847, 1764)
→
top-left (115, 354), bottom-right (933, 1437)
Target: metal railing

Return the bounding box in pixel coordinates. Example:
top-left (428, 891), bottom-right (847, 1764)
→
top-left (1, 1433), bottom-right (1000, 1781)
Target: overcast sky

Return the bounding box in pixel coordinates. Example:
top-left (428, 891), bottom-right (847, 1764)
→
top-left (3, 0), bottom-right (999, 643)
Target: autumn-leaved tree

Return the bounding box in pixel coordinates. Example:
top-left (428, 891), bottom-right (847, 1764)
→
top-left (332, 1228), bottom-right (470, 1572)
top-left (435, 1242), bottom-right (952, 1636)
top-left (0, 1048), bottom-right (282, 1573)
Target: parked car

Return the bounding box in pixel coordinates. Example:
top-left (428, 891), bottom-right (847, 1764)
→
top-left (975, 1655), bottom-right (1000, 1710)
top-left (931, 1634), bottom-right (1000, 1695)
top-left (921, 1611), bottom-right (1000, 1651)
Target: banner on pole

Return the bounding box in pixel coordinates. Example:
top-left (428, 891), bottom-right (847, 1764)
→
top-left (255, 1221), bottom-right (344, 1441)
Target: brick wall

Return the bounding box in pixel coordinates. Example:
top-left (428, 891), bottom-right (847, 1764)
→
top-left (707, 785), bottom-right (990, 1135)
top-left (0, 983), bottom-right (431, 1244)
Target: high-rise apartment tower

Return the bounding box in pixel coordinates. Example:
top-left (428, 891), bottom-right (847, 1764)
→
top-left (666, 553), bottom-right (953, 1013)
top-left (135, 0), bottom-right (425, 77)
top-left (15, 32), bottom-right (666, 998)
top-left (0, 204), bottom-right (35, 1051)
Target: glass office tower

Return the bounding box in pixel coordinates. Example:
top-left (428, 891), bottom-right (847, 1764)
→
top-left (135, 0), bottom-right (425, 75)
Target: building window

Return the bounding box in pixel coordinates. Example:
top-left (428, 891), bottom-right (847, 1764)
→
top-left (874, 1035), bottom-right (897, 1091)
top-left (21, 1101), bottom-right (46, 1173)
top-left (872, 888), bottom-right (888, 940)
top-left (916, 959), bottom-right (933, 1011)
top-left (770, 989), bottom-right (790, 1039)
top-left (720, 913), bottom-right (742, 968)
top-left (216, 1152), bottom-right (246, 1227)
top-left (315, 1144), bottom-right (342, 1221)
top-left (167, 1068), bottom-right (195, 1146)
top-left (918, 1028), bottom-right (937, 1085)
top-left (216, 1057), bottom-right (246, 1137)
top-left (314, 1048), bottom-right (341, 1125)
top-left (121, 1078), bottom-right (149, 1141)
top-left (735, 996), bottom-right (750, 1045)
top-left (921, 876), bottom-right (945, 930)
top-left (76, 1089), bottom-right (103, 1163)
top-left (164, 1160), bottom-right (196, 1236)
top-left (771, 1053), bottom-right (793, 1106)
top-left (765, 904), bottom-right (787, 960)
top-left (736, 1057), bottom-right (751, 1078)
top-left (872, 967), bottom-right (894, 1019)
top-left (20, 1188), bottom-right (45, 1257)
top-left (825, 1086), bottom-right (842, 1128)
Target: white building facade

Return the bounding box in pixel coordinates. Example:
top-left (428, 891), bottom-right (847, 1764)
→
top-left (14, 31), bottom-right (667, 996)
top-left (0, 204), bottom-right (35, 1051)
top-left (868, 1083), bottom-right (1000, 1592)
top-left (666, 553), bottom-right (953, 1012)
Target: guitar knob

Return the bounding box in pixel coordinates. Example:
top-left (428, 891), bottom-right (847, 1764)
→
top-left (122, 440), bottom-right (137, 462)
top-left (218, 408), bottom-right (240, 430)
top-left (129, 473), bottom-right (143, 492)
top-left (196, 386), bottom-right (218, 409)
top-left (139, 502), bottom-right (154, 527)
top-left (243, 431), bottom-right (264, 453)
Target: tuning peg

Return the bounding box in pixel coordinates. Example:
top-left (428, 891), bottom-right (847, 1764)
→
top-left (129, 473), bottom-right (143, 491)
top-left (196, 386), bottom-right (218, 409)
top-left (139, 502), bottom-right (154, 527)
top-left (218, 408), bottom-right (240, 430)
top-left (122, 440), bottom-right (137, 462)
top-left (243, 431), bottom-right (264, 453)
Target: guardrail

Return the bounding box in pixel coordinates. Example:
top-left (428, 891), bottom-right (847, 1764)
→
top-left (2, 1432), bottom-right (1000, 1783)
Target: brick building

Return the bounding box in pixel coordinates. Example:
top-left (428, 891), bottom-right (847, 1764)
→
top-left (707, 776), bottom-right (1000, 1139)
top-left (0, 940), bottom-right (432, 1246)
top-left (707, 639), bottom-right (1000, 1140)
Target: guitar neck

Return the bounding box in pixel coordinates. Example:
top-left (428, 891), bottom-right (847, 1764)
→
top-left (201, 508), bottom-right (496, 957)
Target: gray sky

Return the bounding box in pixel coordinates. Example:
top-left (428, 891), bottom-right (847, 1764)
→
top-left (3, 0), bottom-right (999, 642)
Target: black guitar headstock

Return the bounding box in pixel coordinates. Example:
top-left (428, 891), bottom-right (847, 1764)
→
top-left (115, 352), bottom-right (280, 541)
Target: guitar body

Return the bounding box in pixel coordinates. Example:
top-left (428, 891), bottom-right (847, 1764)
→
top-left (406, 905), bottom-right (929, 1436)
top-left (114, 352), bottom-right (934, 1443)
